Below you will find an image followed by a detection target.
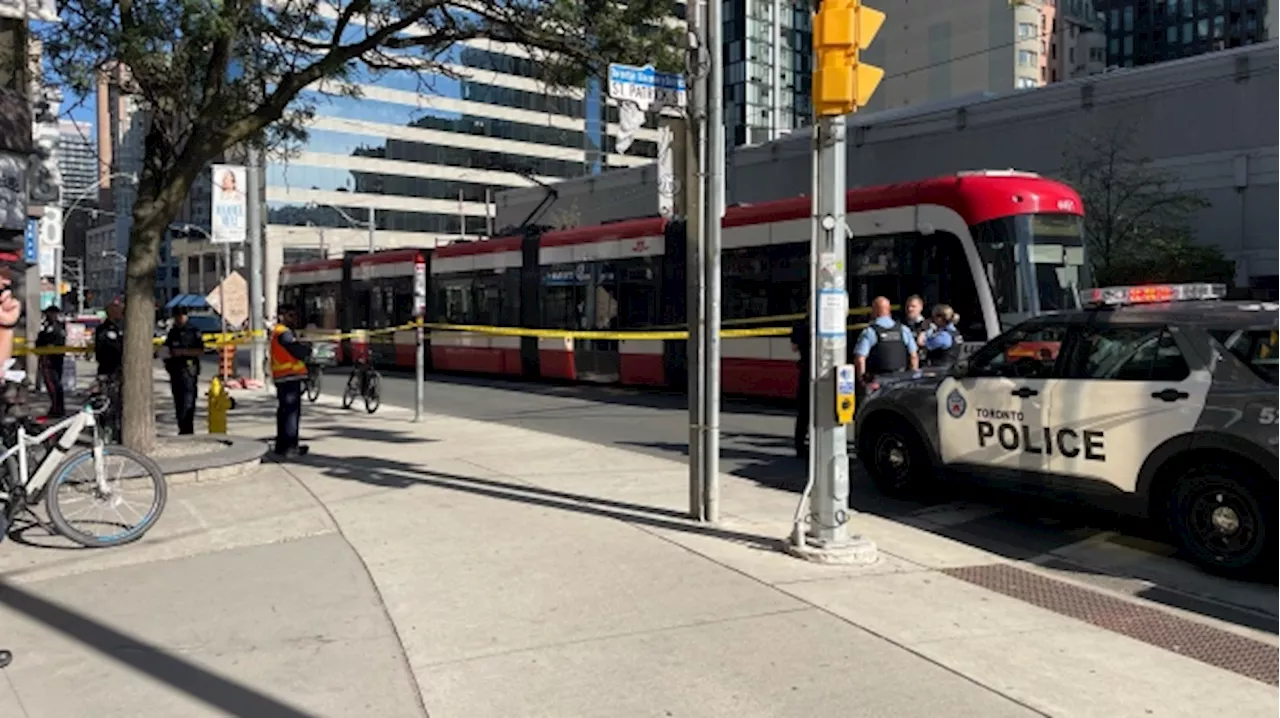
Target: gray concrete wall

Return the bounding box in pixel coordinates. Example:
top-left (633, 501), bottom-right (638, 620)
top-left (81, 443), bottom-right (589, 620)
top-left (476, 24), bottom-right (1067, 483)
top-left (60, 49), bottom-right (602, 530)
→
top-left (495, 41), bottom-right (1279, 282)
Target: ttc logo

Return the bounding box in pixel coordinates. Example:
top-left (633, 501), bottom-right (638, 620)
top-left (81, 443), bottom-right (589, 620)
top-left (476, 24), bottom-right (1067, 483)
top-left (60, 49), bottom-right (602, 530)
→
top-left (946, 389), bottom-right (967, 419)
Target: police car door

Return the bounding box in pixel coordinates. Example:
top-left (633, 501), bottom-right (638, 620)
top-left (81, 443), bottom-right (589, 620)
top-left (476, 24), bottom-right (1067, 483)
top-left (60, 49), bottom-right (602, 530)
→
top-left (1045, 324), bottom-right (1209, 492)
top-left (935, 321), bottom-right (1066, 475)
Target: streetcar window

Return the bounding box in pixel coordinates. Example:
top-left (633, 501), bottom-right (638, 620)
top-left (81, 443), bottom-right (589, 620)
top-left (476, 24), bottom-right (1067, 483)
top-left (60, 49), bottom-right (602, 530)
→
top-left (723, 248), bottom-right (771, 321)
top-left (433, 277), bottom-right (473, 324)
top-left (617, 257), bottom-right (659, 328)
top-left (542, 263), bottom-right (585, 329)
top-left (971, 214), bottom-right (1085, 322)
top-left (473, 273), bottom-right (505, 326)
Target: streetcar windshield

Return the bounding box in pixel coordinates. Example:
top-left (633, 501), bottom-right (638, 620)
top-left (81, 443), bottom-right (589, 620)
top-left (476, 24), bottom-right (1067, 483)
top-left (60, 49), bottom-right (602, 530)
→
top-left (971, 213), bottom-right (1087, 328)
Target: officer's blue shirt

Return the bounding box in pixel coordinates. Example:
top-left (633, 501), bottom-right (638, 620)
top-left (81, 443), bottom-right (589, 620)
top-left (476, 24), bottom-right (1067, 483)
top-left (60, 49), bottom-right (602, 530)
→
top-left (853, 316), bottom-right (918, 358)
top-left (924, 323), bottom-right (960, 352)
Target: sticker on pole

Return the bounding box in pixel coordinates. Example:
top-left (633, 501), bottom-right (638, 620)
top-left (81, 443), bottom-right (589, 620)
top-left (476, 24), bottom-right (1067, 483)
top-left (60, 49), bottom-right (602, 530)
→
top-left (817, 288), bottom-right (847, 337)
top-left (836, 365), bottom-right (856, 395)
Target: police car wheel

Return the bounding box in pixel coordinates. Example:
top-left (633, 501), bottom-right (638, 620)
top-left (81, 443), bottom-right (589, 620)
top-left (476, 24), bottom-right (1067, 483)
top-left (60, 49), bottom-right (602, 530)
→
top-left (861, 419), bottom-right (930, 496)
top-left (1166, 463), bottom-right (1274, 578)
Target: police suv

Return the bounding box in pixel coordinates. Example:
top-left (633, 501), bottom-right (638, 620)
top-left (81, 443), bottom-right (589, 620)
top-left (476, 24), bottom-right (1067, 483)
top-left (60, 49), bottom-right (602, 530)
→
top-left (854, 283), bottom-right (1278, 578)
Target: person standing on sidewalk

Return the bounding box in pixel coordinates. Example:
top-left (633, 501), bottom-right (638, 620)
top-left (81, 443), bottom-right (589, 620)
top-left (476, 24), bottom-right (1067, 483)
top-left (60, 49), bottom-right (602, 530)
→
top-left (271, 304), bottom-right (312, 457)
top-left (95, 299), bottom-right (125, 379)
top-left (163, 306), bottom-right (204, 435)
top-left (789, 315), bottom-right (811, 459)
top-left (36, 305), bottom-right (66, 418)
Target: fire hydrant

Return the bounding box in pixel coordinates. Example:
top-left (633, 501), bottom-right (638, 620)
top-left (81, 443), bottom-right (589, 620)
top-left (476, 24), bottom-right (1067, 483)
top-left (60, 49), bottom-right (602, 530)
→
top-left (207, 377), bottom-right (232, 434)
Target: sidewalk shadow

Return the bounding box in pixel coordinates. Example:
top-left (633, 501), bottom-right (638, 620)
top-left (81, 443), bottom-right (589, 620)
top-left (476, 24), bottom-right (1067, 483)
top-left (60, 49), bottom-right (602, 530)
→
top-left (0, 579), bottom-right (316, 717)
top-left (297, 453), bottom-right (783, 551)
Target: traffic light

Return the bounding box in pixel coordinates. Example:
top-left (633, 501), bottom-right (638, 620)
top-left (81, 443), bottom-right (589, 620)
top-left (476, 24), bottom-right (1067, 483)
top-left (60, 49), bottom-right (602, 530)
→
top-left (812, 0), bottom-right (885, 117)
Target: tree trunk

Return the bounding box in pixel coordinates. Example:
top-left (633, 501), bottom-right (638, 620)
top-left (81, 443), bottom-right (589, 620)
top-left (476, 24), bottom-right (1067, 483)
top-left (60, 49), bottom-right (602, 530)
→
top-left (121, 207), bottom-right (167, 453)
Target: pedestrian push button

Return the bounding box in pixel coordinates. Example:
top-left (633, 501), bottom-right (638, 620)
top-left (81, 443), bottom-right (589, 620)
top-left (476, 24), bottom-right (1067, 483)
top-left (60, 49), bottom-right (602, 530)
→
top-left (835, 364), bottom-right (856, 425)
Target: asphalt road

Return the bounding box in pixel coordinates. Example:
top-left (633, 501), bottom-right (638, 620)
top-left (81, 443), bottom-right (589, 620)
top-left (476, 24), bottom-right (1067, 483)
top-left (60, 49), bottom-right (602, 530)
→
top-left (208, 357), bottom-right (1277, 632)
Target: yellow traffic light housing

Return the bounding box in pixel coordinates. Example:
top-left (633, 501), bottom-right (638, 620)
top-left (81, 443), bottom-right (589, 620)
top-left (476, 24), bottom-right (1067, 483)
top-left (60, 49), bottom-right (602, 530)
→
top-left (812, 0), bottom-right (885, 117)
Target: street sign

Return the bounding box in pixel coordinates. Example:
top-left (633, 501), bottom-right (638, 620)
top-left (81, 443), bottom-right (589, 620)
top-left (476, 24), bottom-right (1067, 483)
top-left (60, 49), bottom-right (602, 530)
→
top-left (413, 260), bottom-right (426, 317)
top-left (23, 218), bottom-right (37, 263)
top-left (607, 63), bottom-right (687, 110)
top-left (206, 271), bottom-right (250, 328)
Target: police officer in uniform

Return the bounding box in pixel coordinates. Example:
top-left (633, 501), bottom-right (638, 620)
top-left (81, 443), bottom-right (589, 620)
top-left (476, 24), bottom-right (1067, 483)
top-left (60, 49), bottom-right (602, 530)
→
top-left (789, 315), bottom-right (811, 459)
top-left (852, 296), bottom-right (919, 392)
top-left (921, 304), bottom-right (964, 367)
top-left (36, 306), bottom-right (66, 417)
top-left (271, 304), bottom-right (312, 457)
top-left (902, 294), bottom-right (928, 338)
top-left (94, 298), bottom-right (125, 379)
top-left (164, 306), bottom-right (204, 434)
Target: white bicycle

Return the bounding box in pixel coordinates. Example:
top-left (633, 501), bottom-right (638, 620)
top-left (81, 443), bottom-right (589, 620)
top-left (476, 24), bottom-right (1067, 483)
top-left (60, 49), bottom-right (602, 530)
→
top-left (0, 395), bottom-right (167, 548)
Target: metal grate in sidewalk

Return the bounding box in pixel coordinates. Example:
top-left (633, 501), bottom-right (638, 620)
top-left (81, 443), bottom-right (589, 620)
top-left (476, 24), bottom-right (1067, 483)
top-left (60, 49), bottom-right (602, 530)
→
top-left (942, 563), bottom-right (1278, 686)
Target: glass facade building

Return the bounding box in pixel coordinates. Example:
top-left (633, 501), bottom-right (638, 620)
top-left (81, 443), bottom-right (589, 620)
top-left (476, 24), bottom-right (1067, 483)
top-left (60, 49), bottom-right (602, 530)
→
top-left (1098, 0), bottom-right (1271, 67)
top-left (723, 0), bottom-right (814, 147)
top-left (265, 40), bottom-right (662, 253)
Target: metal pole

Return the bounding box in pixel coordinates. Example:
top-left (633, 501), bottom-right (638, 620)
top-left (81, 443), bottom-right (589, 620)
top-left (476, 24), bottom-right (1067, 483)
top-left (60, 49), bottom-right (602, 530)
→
top-left (702, 0), bottom-right (724, 524)
top-left (367, 206), bottom-right (376, 252)
top-left (414, 325), bottom-right (424, 421)
top-left (798, 114), bottom-right (876, 563)
top-left (771, 0), bottom-right (782, 141)
top-left (53, 246), bottom-right (62, 311)
top-left (685, 0), bottom-right (708, 521)
top-left (220, 240), bottom-right (230, 384)
top-left (247, 146), bottom-right (266, 385)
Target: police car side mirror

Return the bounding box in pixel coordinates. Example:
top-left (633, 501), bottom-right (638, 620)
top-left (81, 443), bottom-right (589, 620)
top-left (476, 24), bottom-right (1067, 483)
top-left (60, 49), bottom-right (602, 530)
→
top-left (949, 360), bottom-right (970, 378)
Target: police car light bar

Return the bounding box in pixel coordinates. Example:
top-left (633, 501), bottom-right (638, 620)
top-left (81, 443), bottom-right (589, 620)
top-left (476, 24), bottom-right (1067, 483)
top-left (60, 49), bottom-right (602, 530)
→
top-left (1079, 282), bottom-right (1228, 307)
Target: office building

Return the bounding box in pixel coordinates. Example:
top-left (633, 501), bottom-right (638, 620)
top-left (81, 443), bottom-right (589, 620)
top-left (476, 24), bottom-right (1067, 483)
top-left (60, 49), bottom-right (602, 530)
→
top-left (1096, 0), bottom-right (1273, 68)
top-left (57, 120), bottom-right (96, 209)
top-left (264, 39), bottom-right (662, 257)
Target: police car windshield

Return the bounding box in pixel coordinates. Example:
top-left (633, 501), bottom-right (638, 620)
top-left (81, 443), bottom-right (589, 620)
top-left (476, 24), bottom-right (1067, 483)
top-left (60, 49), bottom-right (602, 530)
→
top-left (971, 213), bottom-right (1086, 326)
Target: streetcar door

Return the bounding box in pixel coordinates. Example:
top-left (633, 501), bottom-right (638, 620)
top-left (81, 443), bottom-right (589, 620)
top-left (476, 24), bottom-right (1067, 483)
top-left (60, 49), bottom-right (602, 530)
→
top-left (573, 263), bottom-right (621, 383)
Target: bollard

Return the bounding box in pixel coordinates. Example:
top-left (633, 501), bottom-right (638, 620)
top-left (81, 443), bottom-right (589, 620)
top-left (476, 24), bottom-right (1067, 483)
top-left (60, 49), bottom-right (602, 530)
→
top-left (207, 376), bottom-right (231, 434)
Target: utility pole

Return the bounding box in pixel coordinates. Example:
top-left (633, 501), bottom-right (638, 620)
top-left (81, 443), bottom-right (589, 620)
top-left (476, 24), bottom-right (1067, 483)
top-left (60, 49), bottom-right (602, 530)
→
top-left (701, 0), bottom-right (725, 524)
top-left (789, 0), bottom-right (883, 564)
top-left (247, 146), bottom-right (265, 385)
top-left (685, 0), bottom-right (708, 520)
top-left (367, 207), bottom-right (376, 252)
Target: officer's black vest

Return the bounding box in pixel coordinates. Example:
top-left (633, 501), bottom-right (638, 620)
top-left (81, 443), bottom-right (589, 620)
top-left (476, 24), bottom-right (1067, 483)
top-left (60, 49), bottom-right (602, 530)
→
top-left (866, 320), bottom-right (909, 375)
top-left (925, 327), bottom-right (963, 366)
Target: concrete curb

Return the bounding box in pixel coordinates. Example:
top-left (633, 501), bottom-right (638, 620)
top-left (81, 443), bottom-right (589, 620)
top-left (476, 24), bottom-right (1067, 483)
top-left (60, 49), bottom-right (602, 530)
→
top-left (157, 434), bottom-right (270, 486)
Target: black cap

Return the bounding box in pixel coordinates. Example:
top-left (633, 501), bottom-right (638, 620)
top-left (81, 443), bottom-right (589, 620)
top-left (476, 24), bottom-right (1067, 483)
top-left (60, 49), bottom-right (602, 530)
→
top-left (172, 305), bottom-right (189, 318)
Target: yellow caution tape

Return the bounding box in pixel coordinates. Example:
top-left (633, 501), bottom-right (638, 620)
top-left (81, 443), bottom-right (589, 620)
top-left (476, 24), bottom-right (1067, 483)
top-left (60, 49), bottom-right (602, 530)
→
top-left (17, 306), bottom-right (888, 355)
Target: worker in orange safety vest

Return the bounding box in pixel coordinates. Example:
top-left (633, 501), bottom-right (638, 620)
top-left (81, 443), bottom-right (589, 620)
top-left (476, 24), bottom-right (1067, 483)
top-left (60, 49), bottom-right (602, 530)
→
top-left (270, 303), bottom-right (312, 457)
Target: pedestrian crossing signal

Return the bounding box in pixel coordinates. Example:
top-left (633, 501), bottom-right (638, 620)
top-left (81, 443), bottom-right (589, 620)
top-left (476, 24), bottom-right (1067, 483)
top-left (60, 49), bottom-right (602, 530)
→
top-left (812, 0), bottom-right (885, 117)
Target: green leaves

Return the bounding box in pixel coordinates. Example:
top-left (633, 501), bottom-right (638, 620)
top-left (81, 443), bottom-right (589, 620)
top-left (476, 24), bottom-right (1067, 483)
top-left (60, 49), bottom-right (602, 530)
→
top-left (41, 0), bottom-right (683, 181)
top-left (1057, 122), bottom-right (1223, 286)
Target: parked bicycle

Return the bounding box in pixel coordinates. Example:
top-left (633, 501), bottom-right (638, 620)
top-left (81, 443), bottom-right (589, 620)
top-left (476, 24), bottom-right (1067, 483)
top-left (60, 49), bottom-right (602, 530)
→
top-left (303, 341), bottom-right (337, 403)
top-left (0, 394), bottom-right (167, 548)
top-left (342, 353), bottom-right (381, 414)
top-left (89, 372), bottom-right (123, 444)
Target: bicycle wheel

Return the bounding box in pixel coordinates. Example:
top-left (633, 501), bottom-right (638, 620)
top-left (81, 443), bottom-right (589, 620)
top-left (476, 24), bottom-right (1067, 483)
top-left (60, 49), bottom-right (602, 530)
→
top-left (342, 372), bottom-right (359, 409)
top-left (45, 446), bottom-right (167, 548)
top-left (363, 371), bottom-right (382, 414)
top-left (306, 367), bottom-right (322, 402)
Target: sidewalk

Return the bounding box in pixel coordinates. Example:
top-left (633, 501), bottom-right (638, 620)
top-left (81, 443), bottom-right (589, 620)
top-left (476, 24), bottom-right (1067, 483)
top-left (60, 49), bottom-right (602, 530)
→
top-left (1, 375), bottom-right (1276, 717)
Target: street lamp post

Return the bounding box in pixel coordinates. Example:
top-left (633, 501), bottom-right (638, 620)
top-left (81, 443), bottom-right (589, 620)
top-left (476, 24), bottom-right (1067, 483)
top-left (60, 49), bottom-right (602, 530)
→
top-left (173, 224), bottom-right (231, 384)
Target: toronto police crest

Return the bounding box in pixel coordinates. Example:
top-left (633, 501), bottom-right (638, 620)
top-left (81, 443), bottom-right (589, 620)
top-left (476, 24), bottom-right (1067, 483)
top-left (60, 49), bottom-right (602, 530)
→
top-left (946, 389), bottom-right (967, 418)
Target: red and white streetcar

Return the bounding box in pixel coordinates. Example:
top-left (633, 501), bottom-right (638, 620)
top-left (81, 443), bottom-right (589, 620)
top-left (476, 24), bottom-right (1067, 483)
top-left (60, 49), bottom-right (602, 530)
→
top-left (279, 170), bottom-right (1086, 399)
